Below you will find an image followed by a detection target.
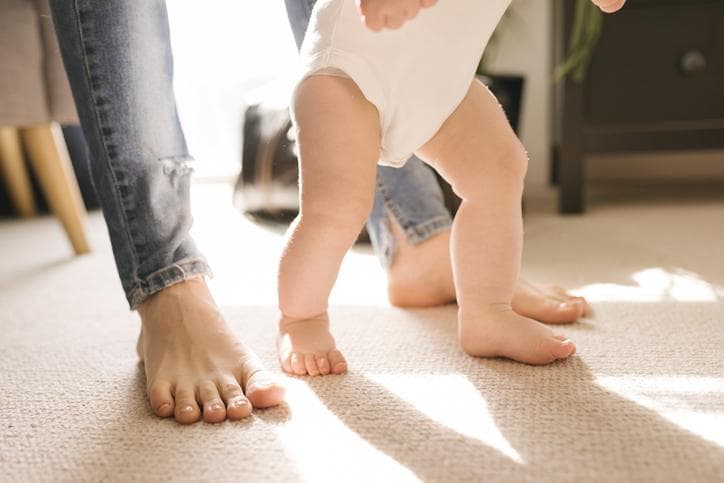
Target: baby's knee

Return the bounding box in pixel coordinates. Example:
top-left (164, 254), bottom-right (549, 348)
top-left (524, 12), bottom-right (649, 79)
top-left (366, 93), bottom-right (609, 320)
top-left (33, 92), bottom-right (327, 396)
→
top-left (455, 140), bottom-right (528, 200)
top-left (300, 196), bottom-right (373, 236)
top-left (494, 139), bottom-right (528, 182)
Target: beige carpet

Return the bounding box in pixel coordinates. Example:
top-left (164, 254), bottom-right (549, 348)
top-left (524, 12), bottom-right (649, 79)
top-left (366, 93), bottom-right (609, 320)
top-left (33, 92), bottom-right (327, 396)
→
top-left (1, 182), bottom-right (723, 482)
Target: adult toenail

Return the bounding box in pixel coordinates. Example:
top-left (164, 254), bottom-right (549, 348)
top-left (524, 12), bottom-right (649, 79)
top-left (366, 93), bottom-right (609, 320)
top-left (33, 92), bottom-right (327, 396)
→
top-left (558, 302), bottom-right (579, 309)
top-left (180, 405), bottom-right (194, 413)
top-left (158, 403), bottom-right (172, 412)
top-left (210, 403), bottom-right (223, 411)
top-left (252, 378), bottom-right (275, 388)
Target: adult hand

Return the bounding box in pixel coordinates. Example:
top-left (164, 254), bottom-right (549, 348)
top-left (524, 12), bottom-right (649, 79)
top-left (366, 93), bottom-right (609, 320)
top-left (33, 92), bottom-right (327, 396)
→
top-left (590, 0), bottom-right (626, 13)
top-left (357, 0), bottom-right (438, 31)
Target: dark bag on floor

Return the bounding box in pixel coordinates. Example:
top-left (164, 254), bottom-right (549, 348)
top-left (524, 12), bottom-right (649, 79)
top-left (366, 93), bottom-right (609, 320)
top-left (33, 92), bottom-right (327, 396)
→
top-left (233, 97), bottom-right (299, 225)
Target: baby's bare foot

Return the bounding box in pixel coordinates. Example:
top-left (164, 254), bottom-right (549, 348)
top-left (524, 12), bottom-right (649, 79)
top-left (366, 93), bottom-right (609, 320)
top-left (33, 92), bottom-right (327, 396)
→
top-left (512, 279), bottom-right (589, 325)
top-left (136, 278), bottom-right (285, 424)
top-left (357, 0), bottom-right (438, 31)
top-left (386, 223), bottom-right (589, 324)
top-left (459, 305), bottom-right (576, 365)
top-left (277, 313), bottom-right (347, 376)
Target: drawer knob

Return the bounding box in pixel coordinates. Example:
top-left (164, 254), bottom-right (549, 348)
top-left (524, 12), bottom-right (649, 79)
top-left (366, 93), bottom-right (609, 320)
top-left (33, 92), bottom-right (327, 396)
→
top-left (679, 50), bottom-right (707, 76)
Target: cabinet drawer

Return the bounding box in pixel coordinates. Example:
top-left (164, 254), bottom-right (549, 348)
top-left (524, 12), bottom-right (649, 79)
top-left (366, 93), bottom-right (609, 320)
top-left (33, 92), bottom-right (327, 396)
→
top-left (586, 1), bottom-right (724, 125)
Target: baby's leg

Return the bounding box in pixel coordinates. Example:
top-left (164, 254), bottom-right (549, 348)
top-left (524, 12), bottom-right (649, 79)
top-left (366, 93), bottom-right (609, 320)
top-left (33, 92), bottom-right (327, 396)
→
top-left (277, 75), bottom-right (381, 376)
top-left (415, 80), bottom-right (576, 365)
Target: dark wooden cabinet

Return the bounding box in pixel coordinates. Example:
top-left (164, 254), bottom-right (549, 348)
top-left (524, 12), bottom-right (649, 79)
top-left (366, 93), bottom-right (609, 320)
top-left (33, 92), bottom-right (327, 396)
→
top-left (554, 0), bottom-right (724, 213)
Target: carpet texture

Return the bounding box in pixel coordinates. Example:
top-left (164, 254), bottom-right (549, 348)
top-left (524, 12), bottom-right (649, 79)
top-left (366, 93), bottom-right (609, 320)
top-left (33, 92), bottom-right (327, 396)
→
top-left (1, 184), bottom-right (723, 482)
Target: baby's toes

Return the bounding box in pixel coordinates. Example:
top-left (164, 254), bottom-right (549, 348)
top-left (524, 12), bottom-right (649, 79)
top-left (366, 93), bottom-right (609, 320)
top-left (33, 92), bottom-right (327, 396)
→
top-left (315, 353), bottom-right (331, 375)
top-left (328, 349), bottom-right (348, 374)
top-left (280, 352), bottom-right (294, 375)
top-left (291, 352), bottom-right (308, 375)
top-left (552, 300), bottom-right (586, 323)
top-left (304, 353), bottom-right (320, 376)
top-left (549, 335), bottom-right (576, 360)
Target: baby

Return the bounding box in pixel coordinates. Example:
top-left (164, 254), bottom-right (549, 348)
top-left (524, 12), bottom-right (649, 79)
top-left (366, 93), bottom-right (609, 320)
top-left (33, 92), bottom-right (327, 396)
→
top-left (277, 0), bottom-right (625, 376)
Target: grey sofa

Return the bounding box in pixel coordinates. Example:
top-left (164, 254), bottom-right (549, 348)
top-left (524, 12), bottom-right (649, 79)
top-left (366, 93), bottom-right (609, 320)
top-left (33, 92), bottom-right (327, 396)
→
top-left (0, 0), bottom-right (89, 255)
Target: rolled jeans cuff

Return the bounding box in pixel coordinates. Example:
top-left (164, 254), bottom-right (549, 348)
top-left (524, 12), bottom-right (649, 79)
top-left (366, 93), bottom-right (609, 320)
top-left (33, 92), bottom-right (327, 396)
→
top-left (127, 257), bottom-right (213, 309)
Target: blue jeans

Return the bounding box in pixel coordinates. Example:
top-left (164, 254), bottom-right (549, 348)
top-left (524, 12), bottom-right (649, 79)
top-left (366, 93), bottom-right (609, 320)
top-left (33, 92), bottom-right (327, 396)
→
top-left (49, 0), bottom-right (452, 309)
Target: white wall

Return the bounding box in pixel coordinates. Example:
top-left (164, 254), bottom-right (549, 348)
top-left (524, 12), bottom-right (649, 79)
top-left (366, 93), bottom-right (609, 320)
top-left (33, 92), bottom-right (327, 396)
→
top-left (486, 0), bottom-right (554, 195)
top-left (167, 0), bottom-right (297, 178)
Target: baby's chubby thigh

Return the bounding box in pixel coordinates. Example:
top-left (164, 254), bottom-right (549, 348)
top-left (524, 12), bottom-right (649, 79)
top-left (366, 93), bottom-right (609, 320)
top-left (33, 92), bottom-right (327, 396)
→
top-left (415, 79), bottom-right (528, 200)
top-left (290, 72), bottom-right (381, 237)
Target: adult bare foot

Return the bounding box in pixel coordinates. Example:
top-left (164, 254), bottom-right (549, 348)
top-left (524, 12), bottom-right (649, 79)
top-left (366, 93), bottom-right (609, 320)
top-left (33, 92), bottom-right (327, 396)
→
top-left (136, 277), bottom-right (285, 424)
top-left (386, 223), bottom-right (590, 322)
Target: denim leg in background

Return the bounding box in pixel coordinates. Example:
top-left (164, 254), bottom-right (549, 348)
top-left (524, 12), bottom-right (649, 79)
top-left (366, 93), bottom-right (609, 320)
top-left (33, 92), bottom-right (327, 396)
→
top-left (49, 0), bottom-right (211, 309)
top-left (284, 0), bottom-right (453, 268)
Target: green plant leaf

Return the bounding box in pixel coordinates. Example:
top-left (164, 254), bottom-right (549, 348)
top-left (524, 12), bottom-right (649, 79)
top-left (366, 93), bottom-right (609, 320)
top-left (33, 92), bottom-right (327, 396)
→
top-left (554, 0), bottom-right (603, 83)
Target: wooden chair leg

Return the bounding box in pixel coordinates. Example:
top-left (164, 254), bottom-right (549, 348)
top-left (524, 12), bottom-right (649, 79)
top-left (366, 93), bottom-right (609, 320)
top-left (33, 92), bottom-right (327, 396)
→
top-left (0, 126), bottom-right (37, 217)
top-left (21, 123), bottom-right (91, 255)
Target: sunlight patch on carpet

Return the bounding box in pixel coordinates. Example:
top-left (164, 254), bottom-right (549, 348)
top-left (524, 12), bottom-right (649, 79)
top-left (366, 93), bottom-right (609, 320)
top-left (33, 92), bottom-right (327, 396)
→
top-left (574, 268), bottom-right (721, 303)
top-left (368, 373), bottom-right (524, 464)
top-left (276, 379), bottom-right (419, 482)
top-left (596, 375), bottom-right (724, 448)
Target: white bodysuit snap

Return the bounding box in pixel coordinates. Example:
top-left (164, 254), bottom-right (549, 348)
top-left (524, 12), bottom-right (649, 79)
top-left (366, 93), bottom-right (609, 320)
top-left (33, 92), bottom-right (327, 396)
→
top-left (297, 0), bottom-right (512, 167)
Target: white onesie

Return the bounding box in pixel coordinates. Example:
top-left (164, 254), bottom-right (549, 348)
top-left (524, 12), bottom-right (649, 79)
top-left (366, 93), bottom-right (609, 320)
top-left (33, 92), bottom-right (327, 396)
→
top-left (297, 0), bottom-right (512, 167)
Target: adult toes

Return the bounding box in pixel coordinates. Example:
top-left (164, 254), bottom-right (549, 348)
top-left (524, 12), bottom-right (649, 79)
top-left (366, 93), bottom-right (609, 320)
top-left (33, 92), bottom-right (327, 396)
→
top-left (218, 379), bottom-right (252, 420)
top-left (199, 380), bottom-right (226, 423)
top-left (328, 349), bottom-right (348, 374)
top-left (173, 385), bottom-right (201, 424)
top-left (148, 381), bottom-right (174, 418)
top-left (242, 358), bottom-right (285, 409)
